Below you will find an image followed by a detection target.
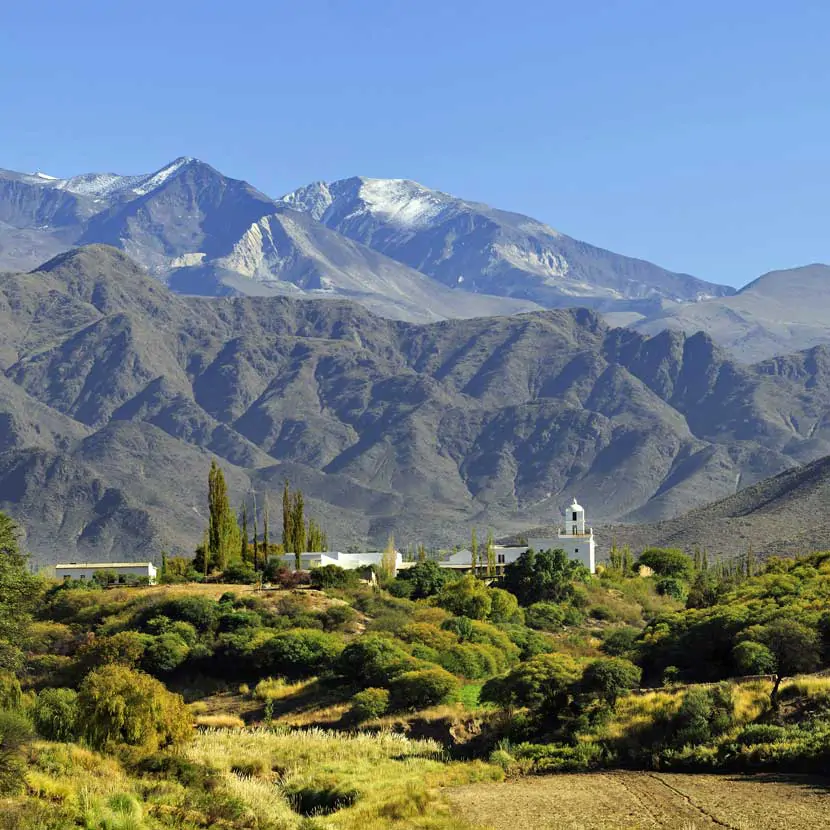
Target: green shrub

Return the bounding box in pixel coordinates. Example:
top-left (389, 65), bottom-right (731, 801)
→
top-left (223, 562), bottom-right (257, 584)
top-left (351, 687), bottom-right (390, 720)
top-left (735, 723), bottom-right (790, 746)
top-left (310, 565), bottom-right (360, 590)
top-left (0, 710), bottom-right (32, 795)
top-left (481, 653), bottom-right (582, 713)
top-left (579, 657), bottom-right (641, 706)
top-left (338, 635), bottom-right (415, 687)
top-left (319, 604), bottom-right (359, 632)
top-left (32, 688), bottom-right (78, 741)
top-left (152, 596), bottom-right (217, 632)
top-left (655, 577), bottom-right (687, 600)
top-left (525, 602), bottom-right (565, 632)
top-left (732, 640), bottom-right (776, 675)
top-left (436, 643), bottom-right (501, 679)
top-left (601, 627), bottom-right (640, 657)
top-left (436, 575), bottom-right (492, 620)
top-left (74, 631), bottom-right (150, 676)
top-left (637, 548), bottom-right (694, 579)
top-left (389, 667), bottom-right (460, 710)
top-left (589, 605), bottom-right (614, 621)
top-left (256, 629), bottom-right (344, 679)
top-left (489, 588), bottom-right (524, 624)
top-left (500, 625), bottom-right (555, 660)
top-left (393, 561), bottom-right (451, 599)
top-left (0, 672), bottom-right (22, 711)
top-left (514, 741), bottom-right (604, 773)
top-left (142, 633), bottom-right (190, 675)
top-left (77, 664), bottom-right (192, 749)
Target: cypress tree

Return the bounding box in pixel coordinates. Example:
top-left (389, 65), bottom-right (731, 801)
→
top-left (292, 491), bottom-right (306, 558)
top-left (240, 505), bottom-right (249, 564)
top-left (263, 500), bottom-right (270, 566)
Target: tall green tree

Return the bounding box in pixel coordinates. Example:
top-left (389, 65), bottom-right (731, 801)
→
top-left (0, 512), bottom-right (38, 670)
top-left (240, 504), bottom-right (249, 564)
top-left (292, 491), bottom-right (306, 559)
top-left (207, 460), bottom-right (240, 571)
top-left (282, 481), bottom-right (293, 557)
top-left (263, 500), bottom-right (270, 567)
top-left (471, 528), bottom-right (478, 573)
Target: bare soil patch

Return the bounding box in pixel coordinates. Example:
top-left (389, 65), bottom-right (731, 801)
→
top-left (446, 771), bottom-right (830, 830)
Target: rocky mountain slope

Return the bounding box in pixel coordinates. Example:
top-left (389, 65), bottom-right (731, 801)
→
top-left (628, 264), bottom-right (830, 363)
top-left (279, 176), bottom-right (732, 309)
top-left (5, 246), bottom-right (830, 565)
top-left (596, 453), bottom-right (830, 560)
top-left (1, 159), bottom-right (731, 325)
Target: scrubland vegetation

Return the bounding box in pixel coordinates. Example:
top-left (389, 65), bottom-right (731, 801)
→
top-left (1, 500), bottom-right (829, 828)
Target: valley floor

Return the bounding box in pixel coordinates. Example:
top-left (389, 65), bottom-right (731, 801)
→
top-left (446, 771), bottom-right (830, 830)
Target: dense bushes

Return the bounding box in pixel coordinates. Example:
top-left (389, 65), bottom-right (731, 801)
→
top-left (338, 635), bottom-right (414, 687)
top-left (77, 665), bottom-right (192, 749)
top-left (32, 688), bottom-right (78, 741)
top-left (0, 710), bottom-right (32, 795)
top-left (389, 667), bottom-right (460, 710)
top-left (256, 629), bottom-right (344, 679)
top-left (350, 687), bottom-right (390, 720)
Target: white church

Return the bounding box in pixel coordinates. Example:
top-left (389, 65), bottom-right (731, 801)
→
top-left (439, 498), bottom-right (596, 574)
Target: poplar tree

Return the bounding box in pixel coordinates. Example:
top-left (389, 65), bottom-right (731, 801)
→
top-left (207, 460), bottom-right (240, 571)
top-left (263, 500), bottom-right (270, 566)
top-left (240, 505), bottom-right (249, 564)
top-left (471, 528), bottom-right (478, 573)
top-left (292, 491), bottom-right (306, 559)
top-left (486, 530), bottom-right (496, 577)
top-left (252, 507), bottom-right (259, 572)
top-left (282, 481), bottom-right (294, 561)
top-left (622, 545), bottom-right (633, 576)
top-left (417, 543), bottom-right (427, 563)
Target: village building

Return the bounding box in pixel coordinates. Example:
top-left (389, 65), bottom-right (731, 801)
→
top-left (55, 561), bottom-right (158, 584)
top-left (438, 498), bottom-right (596, 574)
top-left (286, 550), bottom-right (403, 574)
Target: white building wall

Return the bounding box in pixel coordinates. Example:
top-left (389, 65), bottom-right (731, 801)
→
top-left (55, 563), bottom-right (158, 584)
top-left (526, 537), bottom-right (596, 574)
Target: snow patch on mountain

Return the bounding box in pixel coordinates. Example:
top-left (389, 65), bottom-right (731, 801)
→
top-left (133, 157), bottom-right (195, 195)
top-left (356, 178), bottom-right (451, 228)
top-left (278, 181), bottom-right (334, 221)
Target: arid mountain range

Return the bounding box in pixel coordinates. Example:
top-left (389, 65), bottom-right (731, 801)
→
top-left (4, 245), bottom-right (830, 565)
top-left (0, 158), bottom-right (730, 325)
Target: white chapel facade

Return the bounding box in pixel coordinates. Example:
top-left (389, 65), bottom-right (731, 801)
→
top-left (526, 498), bottom-right (596, 573)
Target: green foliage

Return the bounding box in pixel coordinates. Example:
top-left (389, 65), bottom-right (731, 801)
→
top-left (152, 595), bottom-right (217, 632)
top-left (0, 709), bottom-right (32, 795)
top-left (351, 687), bottom-right (390, 720)
top-left (756, 618), bottom-right (821, 680)
top-left (481, 653), bottom-right (582, 713)
top-left (0, 512), bottom-right (38, 669)
top-left (503, 548), bottom-right (583, 606)
top-left (222, 561), bottom-right (257, 584)
top-left (637, 548), bottom-right (694, 579)
top-left (655, 576), bottom-right (687, 600)
top-left (285, 780), bottom-right (359, 817)
top-left (601, 627), bottom-right (640, 657)
top-left (488, 588), bottom-right (524, 624)
top-left (579, 658), bottom-right (642, 706)
top-left (75, 631), bottom-right (150, 675)
top-left (338, 635), bottom-right (415, 687)
top-left (77, 664), bottom-right (192, 750)
top-left (436, 574), bottom-right (492, 619)
top-left (310, 565), bottom-right (360, 590)
top-left (393, 560), bottom-right (451, 599)
top-left (142, 633), bottom-right (190, 675)
top-left (32, 688), bottom-right (78, 741)
top-left (732, 640), bottom-right (776, 675)
top-left (208, 459), bottom-right (240, 572)
top-left (389, 667), bottom-right (460, 710)
top-left (257, 629), bottom-right (344, 679)
top-left (0, 671), bottom-right (22, 711)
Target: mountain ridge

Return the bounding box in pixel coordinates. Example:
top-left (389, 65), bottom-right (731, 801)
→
top-left (4, 245), bottom-right (830, 565)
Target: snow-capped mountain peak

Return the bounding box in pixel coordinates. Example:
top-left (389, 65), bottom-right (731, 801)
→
top-left (132, 157), bottom-right (196, 195)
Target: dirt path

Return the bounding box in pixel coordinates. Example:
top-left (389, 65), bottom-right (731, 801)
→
top-left (445, 772), bottom-right (830, 830)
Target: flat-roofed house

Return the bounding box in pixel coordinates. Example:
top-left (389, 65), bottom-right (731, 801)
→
top-left (55, 562), bottom-right (158, 585)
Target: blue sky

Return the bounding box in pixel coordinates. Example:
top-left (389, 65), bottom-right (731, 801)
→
top-left (1, 1), bottom-right (828, 288)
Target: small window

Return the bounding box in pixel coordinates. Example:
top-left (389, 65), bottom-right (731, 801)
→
top-left (572, 511), bottom-right (578, 522)
top-left (575, 548), bottom-right (579, 554)
top-left (497, 554), bottom-right (505, 564)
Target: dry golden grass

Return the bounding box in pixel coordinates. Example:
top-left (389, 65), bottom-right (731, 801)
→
top-left (253, 676), bottom-right (316, 702)
top-left (447, 771), bottom-right (830, 830)
top-left (194, 713), bottom-right (245, 729)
